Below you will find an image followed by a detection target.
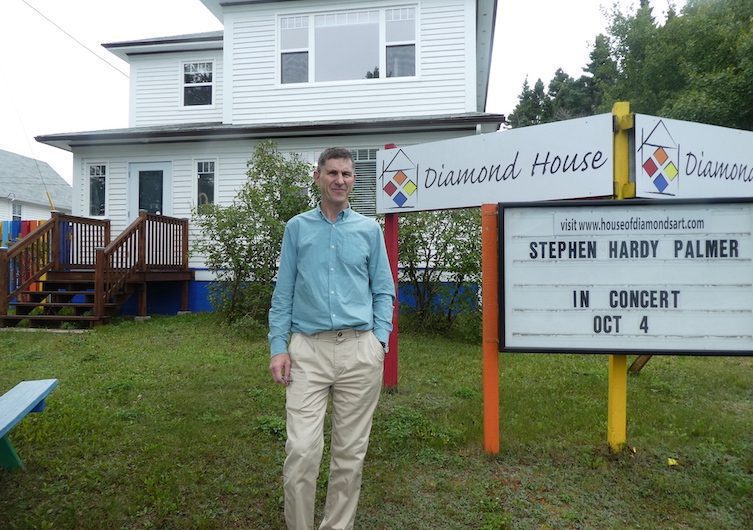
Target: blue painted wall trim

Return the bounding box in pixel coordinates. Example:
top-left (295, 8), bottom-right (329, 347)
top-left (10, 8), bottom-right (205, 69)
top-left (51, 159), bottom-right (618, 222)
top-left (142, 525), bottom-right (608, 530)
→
top-left (118, 280), bottom-right (475, 316)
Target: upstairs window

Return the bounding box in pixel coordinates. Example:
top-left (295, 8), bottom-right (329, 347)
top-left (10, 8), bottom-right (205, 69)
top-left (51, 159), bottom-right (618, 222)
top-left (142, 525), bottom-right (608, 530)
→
top-left (385, 7), bottom-right (416, 77)
top-left (196, 160), bottom-right (215, 209)
top-left (315, 10), bottom-right (379, 82)
top-left (280, 6), bottom-right (416, 84)
top-left (280, 16), bottom-right (309, 84)
top-left (88, 163), bottom-right (107, 216)
top-left (183, 61), bottom-right (213, 106)
top-left (12, 202), bottom-right (22, 221)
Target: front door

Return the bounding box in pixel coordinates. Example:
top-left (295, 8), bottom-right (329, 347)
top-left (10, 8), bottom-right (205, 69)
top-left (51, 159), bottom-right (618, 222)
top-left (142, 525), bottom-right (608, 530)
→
top-left (128, 162), bottom-right (172, 219)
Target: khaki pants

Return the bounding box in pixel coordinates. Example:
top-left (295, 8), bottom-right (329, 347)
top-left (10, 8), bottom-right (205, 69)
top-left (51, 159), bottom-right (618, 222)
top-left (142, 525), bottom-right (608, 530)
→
top-left (284, 329), bottom-right (384, 530)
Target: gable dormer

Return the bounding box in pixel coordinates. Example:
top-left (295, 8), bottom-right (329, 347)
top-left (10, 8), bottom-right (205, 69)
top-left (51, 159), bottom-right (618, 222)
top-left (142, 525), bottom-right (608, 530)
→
top-left (104, 32), bottom-right (224, 128)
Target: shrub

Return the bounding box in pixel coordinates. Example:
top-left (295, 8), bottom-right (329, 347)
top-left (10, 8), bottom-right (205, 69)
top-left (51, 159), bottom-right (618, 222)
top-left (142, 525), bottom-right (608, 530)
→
top-left (397, 208), bottom-right (481, 336)
top-left (192, 140), bottom-right (314, 323)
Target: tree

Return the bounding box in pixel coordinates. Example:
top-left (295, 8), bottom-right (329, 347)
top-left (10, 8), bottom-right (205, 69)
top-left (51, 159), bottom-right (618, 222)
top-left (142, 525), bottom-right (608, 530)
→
top-left (192, 140), bottom-right (313, 323)
top-left (606, 0), bottom-right (753, 128)
top-left (583, 34), bottom-right (619, 113)
top-left (660, 0), bottom-right (753, 129)
top-left (507, 78), bottom-right (551, 127)
top-left (507, 0), bottom-right (753, 132)
top-left (546, 69), bottom-right (591, 121)
top-left (398, 208), bottom-right (481, 335)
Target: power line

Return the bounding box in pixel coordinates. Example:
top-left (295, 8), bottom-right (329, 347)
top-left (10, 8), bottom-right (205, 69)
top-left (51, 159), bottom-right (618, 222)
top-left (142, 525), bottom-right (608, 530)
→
top-left (21, 0), bottom-right (129, 79)
top-left (8, 92), bottom-right (57, 210)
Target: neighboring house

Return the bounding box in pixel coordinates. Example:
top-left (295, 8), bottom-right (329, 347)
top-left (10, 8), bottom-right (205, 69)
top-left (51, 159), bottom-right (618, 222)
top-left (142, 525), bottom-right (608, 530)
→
top-left (0, 148), bottom-right (72, 222)
top-left (36, 0), bottom-right (503, 311)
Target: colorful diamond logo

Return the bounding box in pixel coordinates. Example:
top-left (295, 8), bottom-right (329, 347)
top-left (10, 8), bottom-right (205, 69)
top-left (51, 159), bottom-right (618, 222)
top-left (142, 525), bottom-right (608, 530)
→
top-left (639, 119), bottom-right (680, 196)
top-left (380, 149), bottom-right (418, 209)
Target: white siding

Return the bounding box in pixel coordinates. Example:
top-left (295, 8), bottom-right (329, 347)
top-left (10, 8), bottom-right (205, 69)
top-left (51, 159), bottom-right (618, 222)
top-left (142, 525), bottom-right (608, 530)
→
top-left (70, 129), bottom-right (475, 268)
top-left (0, 199), bottom-right (57, 222)
top-left (18, 202), bottom-right (54, 220)
top-left (225, 0), bottom-right (473, 125)
top-left (129, 52), bottom-right (224, 127)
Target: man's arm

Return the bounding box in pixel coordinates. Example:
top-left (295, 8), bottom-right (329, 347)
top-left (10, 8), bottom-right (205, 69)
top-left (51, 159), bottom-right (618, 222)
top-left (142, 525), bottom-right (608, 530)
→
top-left (268, 221), bottom-right (298, 386)
top-left (368, 224), bottom-right (396, 344)
top-left (268, 221), bottom-right (298, 355)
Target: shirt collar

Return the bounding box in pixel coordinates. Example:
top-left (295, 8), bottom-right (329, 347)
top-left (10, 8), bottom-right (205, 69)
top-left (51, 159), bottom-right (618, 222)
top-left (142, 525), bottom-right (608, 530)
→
top-left (316, 203), bottom-right (352, 222)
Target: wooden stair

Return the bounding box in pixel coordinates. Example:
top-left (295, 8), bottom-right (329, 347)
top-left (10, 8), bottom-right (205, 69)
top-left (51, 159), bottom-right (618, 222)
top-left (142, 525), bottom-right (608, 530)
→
top-left (3, 272), bottom-right (124, 328)
top-left (1, 212), bottom-right (192, 329)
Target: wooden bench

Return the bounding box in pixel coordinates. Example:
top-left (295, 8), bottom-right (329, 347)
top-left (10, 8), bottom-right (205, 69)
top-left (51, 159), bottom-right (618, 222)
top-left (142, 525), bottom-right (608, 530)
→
top-left (0, 379), bottom-right (59, 471)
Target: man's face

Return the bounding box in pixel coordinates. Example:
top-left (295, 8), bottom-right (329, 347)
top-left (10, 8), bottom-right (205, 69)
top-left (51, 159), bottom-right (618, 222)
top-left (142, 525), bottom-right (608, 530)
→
top-left (314, 157), bottom-right (355, 210)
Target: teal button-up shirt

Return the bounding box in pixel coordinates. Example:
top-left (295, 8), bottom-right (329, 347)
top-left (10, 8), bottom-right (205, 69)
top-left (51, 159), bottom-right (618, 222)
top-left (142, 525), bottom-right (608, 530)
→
top-left (268, 206), bottom-right (395, 356)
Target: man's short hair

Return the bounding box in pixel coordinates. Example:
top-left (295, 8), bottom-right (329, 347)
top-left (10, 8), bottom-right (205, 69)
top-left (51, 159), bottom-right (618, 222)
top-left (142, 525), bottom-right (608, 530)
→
top-left (317, 147), bottom-right (354, 172)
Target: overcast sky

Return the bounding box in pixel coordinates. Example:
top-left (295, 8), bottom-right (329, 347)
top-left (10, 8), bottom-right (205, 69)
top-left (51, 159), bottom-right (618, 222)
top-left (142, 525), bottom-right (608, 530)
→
top-left (0, 0), bottom-right (683, 185)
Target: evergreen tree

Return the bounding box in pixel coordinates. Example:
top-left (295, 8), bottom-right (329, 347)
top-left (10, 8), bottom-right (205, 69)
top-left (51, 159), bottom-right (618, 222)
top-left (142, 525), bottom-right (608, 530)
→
top-left (507, 78), bottom-right (550, 127)
top-left (506, 0), bottom-right (753, 131)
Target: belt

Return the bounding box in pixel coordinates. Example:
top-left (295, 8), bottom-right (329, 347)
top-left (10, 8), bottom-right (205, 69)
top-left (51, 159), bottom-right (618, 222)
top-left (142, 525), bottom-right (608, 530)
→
top-left (309, 329), bottom-right (369, 341)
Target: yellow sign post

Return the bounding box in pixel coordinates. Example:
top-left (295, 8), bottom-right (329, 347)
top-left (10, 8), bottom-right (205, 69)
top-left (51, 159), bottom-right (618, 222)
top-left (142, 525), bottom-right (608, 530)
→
top-left (482, 102), bottom-right (636, 454)
top-left (607, 101), bottom-right (634, 453)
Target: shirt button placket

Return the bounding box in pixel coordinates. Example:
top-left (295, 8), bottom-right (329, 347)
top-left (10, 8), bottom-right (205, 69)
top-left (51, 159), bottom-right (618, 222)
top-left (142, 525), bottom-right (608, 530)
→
top-left (329, 225), bottom-right (335, 327)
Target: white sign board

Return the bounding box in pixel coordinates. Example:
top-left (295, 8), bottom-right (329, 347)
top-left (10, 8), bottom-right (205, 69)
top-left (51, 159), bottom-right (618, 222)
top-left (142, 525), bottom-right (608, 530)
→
top-left (376, 114), bottom-right (614, 213)
top-left (635, 114), bottom-right (753, 199)
top-left (501, 199), bottom-right (753, 354)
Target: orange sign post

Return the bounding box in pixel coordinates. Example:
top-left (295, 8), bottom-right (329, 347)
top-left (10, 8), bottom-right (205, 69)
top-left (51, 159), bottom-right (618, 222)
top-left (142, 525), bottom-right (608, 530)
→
top-left (481, 203), bottom-right (500, 453)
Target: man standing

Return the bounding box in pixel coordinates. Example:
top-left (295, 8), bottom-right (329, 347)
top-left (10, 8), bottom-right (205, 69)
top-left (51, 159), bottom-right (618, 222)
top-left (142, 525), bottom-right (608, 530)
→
top-left (268, 147), bottom-right (395, 530)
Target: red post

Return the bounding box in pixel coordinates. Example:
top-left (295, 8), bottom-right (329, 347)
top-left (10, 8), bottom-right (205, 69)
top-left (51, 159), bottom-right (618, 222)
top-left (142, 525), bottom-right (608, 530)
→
top-left (383, 143), bottom-right (400, 389)
top-left (384, 213), bottom-right (399, 389)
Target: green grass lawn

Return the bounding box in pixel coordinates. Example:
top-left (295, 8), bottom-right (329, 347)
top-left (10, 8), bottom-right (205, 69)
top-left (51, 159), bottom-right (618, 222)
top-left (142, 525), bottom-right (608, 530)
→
top-left (1, 313), bottom-right (751, 529)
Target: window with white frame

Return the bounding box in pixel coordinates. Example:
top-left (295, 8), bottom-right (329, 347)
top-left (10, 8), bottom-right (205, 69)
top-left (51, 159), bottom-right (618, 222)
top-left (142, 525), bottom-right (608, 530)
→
top-left (196, 160), bottom-right (215, 208)
top-left (183, 61), bottom-right (213, 106)
top-left (12, 201), bottom-right (22, 221)
top-left (280, 16), bottom-right (309, 84)
top-left (88, 163), bottom-right (107, 216)
top-left (385, 7), bottom-right (416, 77)
top-left (280, 6), bottom-right (416, 84)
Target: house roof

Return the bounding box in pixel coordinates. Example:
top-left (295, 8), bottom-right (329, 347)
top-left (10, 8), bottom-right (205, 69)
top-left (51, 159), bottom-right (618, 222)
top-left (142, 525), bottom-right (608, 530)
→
top-left (102, 31), bottom-right (223, 62)
top-left (105, 0), bottom-right (498, 112)
top-left (35, 113), bottom-right (505, 151)
top-left (0, 149), bottom-right (72, 211)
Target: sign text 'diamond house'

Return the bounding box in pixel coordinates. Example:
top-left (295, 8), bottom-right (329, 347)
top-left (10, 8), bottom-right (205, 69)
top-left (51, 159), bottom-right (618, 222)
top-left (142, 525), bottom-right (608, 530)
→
top-left (376, 114), bottom-right (614, 213)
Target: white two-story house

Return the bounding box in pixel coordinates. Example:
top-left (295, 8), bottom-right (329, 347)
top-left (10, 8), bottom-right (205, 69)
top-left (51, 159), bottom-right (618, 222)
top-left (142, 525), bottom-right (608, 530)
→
top-left (36, 0), bottom-right (503, 311)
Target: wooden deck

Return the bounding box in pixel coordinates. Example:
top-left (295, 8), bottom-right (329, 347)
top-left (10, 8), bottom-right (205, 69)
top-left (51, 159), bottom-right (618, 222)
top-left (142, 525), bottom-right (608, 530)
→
top-left (0, 212), bottom-right (193, 328)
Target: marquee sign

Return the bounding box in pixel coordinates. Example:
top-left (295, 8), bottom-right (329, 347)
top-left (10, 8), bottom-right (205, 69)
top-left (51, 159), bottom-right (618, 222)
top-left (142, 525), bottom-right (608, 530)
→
top-left (500, 198), bottom-right (753, 355)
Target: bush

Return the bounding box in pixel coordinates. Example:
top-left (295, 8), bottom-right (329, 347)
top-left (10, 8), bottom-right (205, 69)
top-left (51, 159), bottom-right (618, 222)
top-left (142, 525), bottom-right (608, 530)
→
top-left (192, 140), bottom-right (314, 322)
top-left (398, 208), bottom-right (481, 336)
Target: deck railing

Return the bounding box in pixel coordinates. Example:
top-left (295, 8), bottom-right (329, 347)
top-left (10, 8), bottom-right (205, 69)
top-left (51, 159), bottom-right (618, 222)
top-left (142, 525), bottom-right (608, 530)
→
top-left (0, 213), bottom-right (110, 315)
top-left (94, 213), bottom-right (189, 317)
top-left (2, 212), bottom-right (188, 319)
